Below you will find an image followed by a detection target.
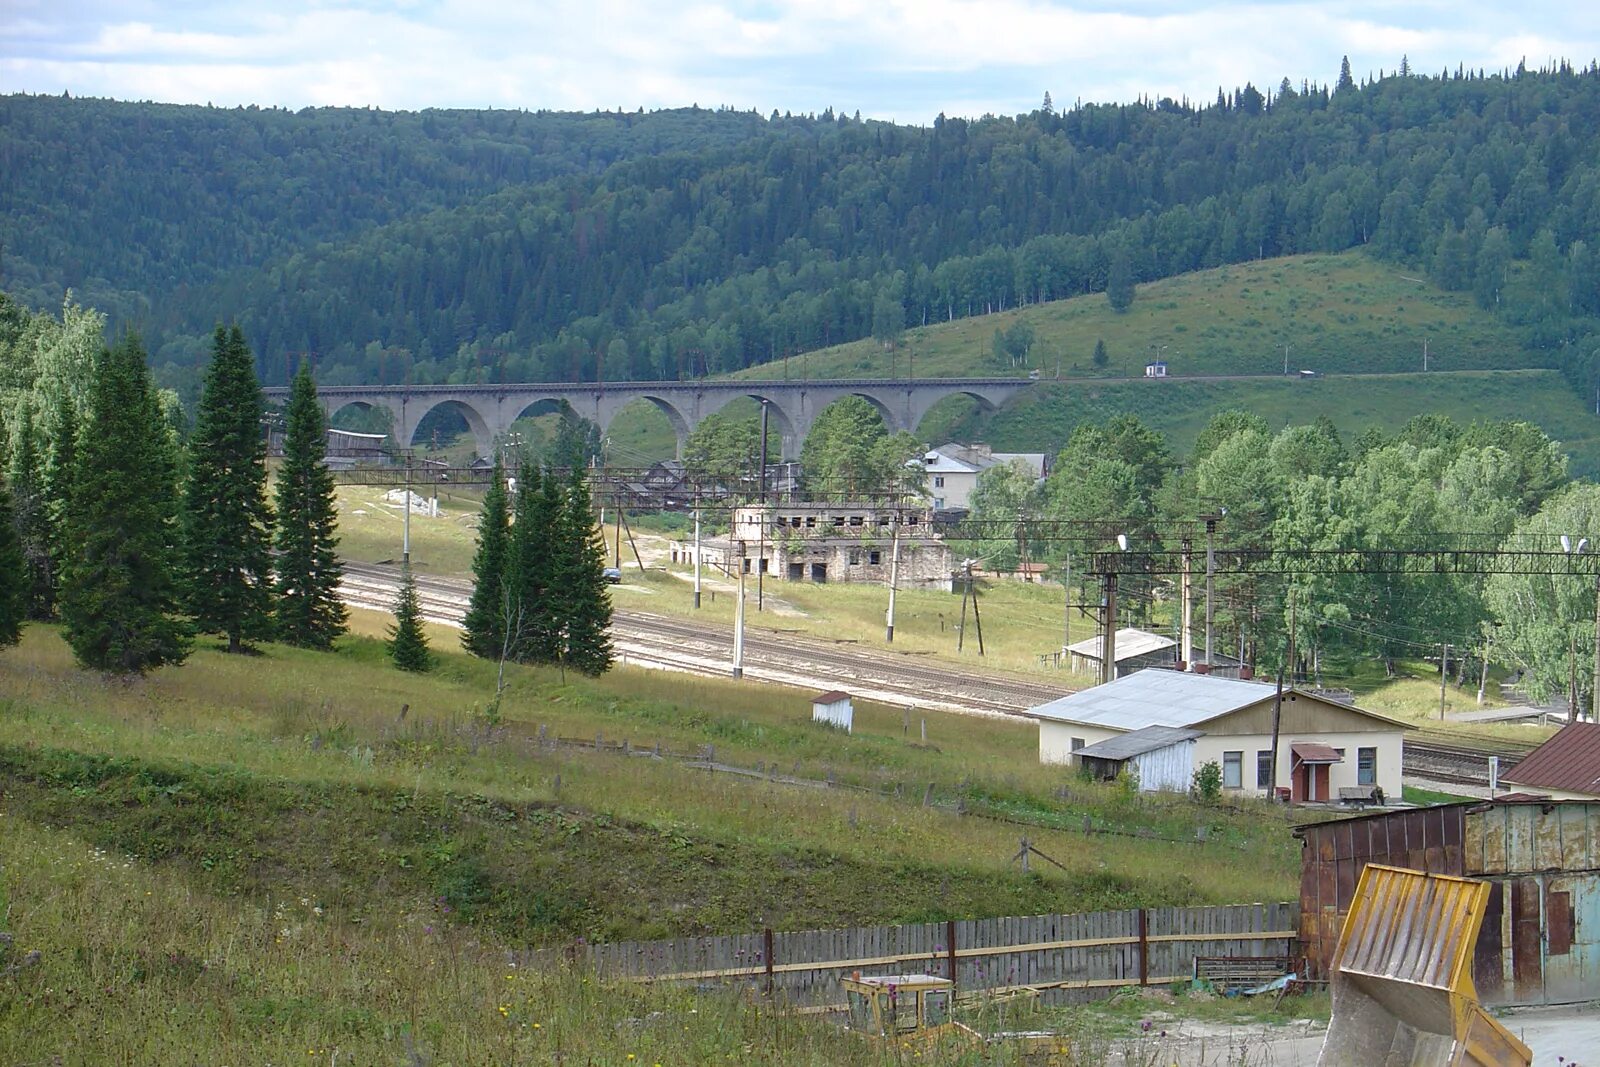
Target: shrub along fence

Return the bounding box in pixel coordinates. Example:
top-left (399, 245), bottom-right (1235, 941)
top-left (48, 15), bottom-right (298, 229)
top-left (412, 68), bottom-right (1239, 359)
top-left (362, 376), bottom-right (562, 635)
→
top-left (522, 901), bottom-right (1299, 1008)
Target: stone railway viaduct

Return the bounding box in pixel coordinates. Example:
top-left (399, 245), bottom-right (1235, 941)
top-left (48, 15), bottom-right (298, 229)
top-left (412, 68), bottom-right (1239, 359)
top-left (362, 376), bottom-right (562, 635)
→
top-left (261, 378), bottom-right (1036, 460)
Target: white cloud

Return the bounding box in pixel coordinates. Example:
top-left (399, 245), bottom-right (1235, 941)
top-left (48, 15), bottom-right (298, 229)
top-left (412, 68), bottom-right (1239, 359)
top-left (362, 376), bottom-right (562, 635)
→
top-left (1, 0), bottom-right (1596, 122)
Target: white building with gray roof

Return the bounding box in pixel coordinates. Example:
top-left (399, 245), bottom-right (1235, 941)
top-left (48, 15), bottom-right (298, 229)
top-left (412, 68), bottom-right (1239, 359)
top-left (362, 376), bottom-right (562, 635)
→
top-left (1026, 670), bottom-right (1410, 802)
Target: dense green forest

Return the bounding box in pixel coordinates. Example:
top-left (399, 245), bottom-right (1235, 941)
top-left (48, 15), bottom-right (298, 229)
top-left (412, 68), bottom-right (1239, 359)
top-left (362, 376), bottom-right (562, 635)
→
top-left (5, 61), bottom-right (1600, 403)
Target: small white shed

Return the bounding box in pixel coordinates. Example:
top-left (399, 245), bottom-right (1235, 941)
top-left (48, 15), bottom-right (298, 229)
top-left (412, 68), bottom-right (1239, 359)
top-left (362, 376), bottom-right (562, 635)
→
top-left (811, 690), bottom-right (854, 733)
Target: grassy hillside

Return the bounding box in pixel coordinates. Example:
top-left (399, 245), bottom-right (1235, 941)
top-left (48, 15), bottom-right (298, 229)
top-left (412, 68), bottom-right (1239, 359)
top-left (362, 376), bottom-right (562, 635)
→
top-left (0, 614), bottom-right (1312, 1059)
top-left (608, 253), bottom-right (1597, 472)
top-left (733, 253), bottom-right (1539, 381)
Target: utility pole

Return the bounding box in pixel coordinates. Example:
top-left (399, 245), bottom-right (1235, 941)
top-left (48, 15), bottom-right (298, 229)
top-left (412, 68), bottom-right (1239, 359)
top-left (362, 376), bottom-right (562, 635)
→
top-left (733, 540), bottom-right (746, 679)
top-left (1061, 553), bottom-right (1072, 652)
top-left (1592, 573), bottom-right (1600, 722)
top-left (970, 564), bottom-right (985, 656)
top-left (1478, 624), bottom-right (1493, 707)
top-left (1101, 570), bottom-right (1118, 685)
top-left (957, 560), bottom-right (971, 653)
top-left (1439, 641), bottom-right (1449, 720)
top-left (1268, 592), bottom-right (1296, 799)
top-left (402, 455), bottom-right (413, 569)
top-left (885, 514), bottom-right (901, 643)
top-left (1179, 537), bottom-right (1193, 668)
top-left (1204, 515), bottom-right (1218, 667)
top-left (757, 400), bottom-right (770, 612)
top-left (692, 504), bottom-right (702, 609)
top-left (1423, 336), bottom-right (1430, 372)
top-left (1283, 342), bottom-right (1290, 375)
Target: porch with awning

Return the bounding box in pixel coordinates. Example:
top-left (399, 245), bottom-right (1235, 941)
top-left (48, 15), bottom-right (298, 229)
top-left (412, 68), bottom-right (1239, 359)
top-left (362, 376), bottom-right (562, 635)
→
top-left (1289, 741), bottom-right (1343, 802)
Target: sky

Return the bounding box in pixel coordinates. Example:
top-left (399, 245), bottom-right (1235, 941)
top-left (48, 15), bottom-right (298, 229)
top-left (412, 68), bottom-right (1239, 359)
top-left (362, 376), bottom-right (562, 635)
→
top-left (2, 1), bottom-right (1596, 124)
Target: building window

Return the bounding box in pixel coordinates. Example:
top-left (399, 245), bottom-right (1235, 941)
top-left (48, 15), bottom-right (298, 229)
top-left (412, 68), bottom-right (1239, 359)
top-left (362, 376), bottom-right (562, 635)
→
top-left (833, 517), bottom-right (845, 527)
top-left (868, 550), bottom-right (882, 565)
top-left (933, 498), bottom-right (945, 509)
top-left (805, 517), bottom-right (816, 528)
top-left (1223, 751), bottom-right (1243, 789)
top-left (1070, 737), bottom-right (1085, 751)
top-left (1257, 750), bottom-right (1274, 789)
top-left (848, 549), bottom-right (862, 565)
top-left (849, 515), bottom-right (864, 526)
top-left (934, 476), bottom-right (945, 488)
top-left (1358, 747), bottom-right (1377, 786)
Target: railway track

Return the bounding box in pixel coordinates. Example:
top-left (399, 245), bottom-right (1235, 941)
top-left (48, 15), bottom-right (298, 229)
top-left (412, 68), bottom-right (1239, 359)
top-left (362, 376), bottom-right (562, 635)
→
top-left (340, 562), bottom-right (1070, 717)
top-left (341, 562), bottom-right (1536, 789)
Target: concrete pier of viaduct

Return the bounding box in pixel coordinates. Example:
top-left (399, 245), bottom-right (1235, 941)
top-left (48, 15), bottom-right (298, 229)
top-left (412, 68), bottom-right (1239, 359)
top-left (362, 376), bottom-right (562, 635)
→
top-left (261, 378), bottom-right (1037, 460)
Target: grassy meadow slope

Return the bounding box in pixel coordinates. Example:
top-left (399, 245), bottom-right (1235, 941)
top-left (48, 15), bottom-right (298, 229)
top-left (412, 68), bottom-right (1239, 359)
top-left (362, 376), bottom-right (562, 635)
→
top-left (609, 252), bottom-right (1597, 471)
top-left (734, 253), bottom-right (1537, 382)
top-left (0, 614), bottom-right (1309, 1060)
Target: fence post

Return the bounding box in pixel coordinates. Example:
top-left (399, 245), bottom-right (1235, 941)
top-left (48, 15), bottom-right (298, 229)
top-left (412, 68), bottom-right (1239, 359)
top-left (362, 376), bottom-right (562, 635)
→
top-left (1137, 908), bottom-right (1149, 986)
top-left (946, 919), bottom-right (957, 984)
top-left (764, 927), bottom-right (775, 997)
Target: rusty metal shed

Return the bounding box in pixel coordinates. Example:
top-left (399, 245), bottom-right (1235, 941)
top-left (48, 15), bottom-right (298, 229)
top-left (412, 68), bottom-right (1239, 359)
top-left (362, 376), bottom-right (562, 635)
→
top-left (1294, 799), bottom-right (1600, 1006)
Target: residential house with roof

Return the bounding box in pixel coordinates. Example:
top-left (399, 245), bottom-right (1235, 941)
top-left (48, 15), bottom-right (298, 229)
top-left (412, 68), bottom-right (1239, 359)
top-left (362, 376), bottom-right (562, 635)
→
top-left (920, 443), bottom-right (1048, 510)
top-left (1024, 670), bottom-right (1409, 801)
top-left (1498, 721), bottom-right (1600, 799)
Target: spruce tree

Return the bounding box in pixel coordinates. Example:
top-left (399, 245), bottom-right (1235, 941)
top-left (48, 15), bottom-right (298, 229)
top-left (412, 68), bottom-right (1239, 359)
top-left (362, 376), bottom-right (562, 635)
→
top-left (461, 453), bottom-right (510, 659)
top-left (0, 477), bottom-right (26, 649)
top-left (387, 566), bottom-right (432, 672)
top-left (274, 365), bottom-right (347, 648)
top-left (59, 334), bottom-right (190, 674)
top-left (1106, 248), bottom-right (1136, 312)
top-left (556, 467), bottom-right (613, 676)
top-left (506, 461), bottom-right (555, 663)
top-left (183, 325), bottom-right (274, 652)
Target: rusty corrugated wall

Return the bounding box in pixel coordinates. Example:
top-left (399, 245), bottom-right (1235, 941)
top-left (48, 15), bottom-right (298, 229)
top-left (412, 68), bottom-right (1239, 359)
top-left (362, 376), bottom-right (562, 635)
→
top-left (1296, 800), bottom-right (1600, 1006)
top-left (1296, 804), bottom-right (1466, 982)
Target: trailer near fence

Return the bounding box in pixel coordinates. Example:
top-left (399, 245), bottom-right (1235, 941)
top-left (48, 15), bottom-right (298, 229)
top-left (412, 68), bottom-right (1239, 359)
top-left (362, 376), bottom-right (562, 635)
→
top-left (521, 901), bottom-right (1298, 1008)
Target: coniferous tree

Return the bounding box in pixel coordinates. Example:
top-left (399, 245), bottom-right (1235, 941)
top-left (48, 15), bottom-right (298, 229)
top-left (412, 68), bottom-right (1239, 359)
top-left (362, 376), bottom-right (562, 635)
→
top-left (182, 325), bottom-right (274, 652)
top-left (387, 566), bottom-right (432, 671)
top-left (1106, 249), bottom-right (1136, 312)
top-left (273, 365), bottom-right (347, 648)
top-left (461, 453), bottom-right (510, 659)
top-left (0, 477), bottom-right (25, 649)
top-left (59, 334), bottom-right (190, 674)
top-left (556, 467), bottom-right (613, 676)
top-left (506, 461), bottom-right (555, 663)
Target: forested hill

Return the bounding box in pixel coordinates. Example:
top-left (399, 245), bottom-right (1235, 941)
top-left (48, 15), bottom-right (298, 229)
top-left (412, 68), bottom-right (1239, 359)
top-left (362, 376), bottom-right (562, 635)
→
top-left (5, 62), bottom-right (1600, 397)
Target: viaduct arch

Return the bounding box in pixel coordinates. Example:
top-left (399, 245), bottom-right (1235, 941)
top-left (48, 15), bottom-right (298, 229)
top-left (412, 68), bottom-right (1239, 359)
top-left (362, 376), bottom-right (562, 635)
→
top-left (274, 378), bottom-right (1035, 461)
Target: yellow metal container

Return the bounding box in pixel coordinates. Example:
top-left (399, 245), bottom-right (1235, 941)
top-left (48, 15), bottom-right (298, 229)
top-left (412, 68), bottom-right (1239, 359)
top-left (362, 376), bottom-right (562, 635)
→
top-left (1319, 863), bottom-right (1531, 1067)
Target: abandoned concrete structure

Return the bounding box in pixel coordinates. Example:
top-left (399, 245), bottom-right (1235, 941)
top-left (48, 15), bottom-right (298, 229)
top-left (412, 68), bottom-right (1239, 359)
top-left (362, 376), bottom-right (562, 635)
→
top-left (670, 503), bottom-right (954, 590)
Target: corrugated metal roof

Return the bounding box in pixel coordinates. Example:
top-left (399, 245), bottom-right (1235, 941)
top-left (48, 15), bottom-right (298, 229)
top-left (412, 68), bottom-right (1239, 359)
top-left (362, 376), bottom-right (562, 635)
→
top-left (1337, 863), bottom-right (1487, 990)
top-left (1028, 669), bottom-right (1285, 729)
top-left (812, 690), bottom-right (852, 705)
top-left (1499, 721), bottom-right (1600, 796)
top-left (1065, 627), bottom-right (1176, 663)
top-left (1027, 668), bottom-right (1408, 732)
top-left (1074, 725), bottom-right (1202, 761)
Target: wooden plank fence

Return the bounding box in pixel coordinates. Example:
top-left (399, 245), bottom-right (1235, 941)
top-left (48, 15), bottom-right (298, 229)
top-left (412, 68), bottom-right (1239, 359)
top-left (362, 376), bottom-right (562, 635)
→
top-left (520, 902), bottom-right (1298, 1007)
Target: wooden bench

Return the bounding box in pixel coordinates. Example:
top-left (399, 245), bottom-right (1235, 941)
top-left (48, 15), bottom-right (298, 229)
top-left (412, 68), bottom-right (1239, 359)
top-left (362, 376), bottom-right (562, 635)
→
top-left (1338, 785), bottom-right (1380, 807)
top-left (1191, 955), bottom-right (1295, 994)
